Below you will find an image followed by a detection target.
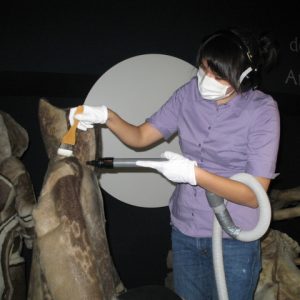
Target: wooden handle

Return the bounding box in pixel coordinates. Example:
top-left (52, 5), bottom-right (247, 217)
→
top-left (61, 105), bottom-right (84, 145)
top-left (70, 105), bottom-right (84, 129)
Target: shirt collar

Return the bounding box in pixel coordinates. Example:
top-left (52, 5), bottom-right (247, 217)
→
top-left (216, 92), bottom-right (250, 116)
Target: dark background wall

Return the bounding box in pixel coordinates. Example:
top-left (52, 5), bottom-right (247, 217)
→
top-left (1, 1), bottom-right (300, 289)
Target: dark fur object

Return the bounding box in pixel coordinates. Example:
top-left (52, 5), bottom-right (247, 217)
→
top-left (117, 285), bottom-right (182, 300)
top-left (0, 111), bottom-right (36, 300)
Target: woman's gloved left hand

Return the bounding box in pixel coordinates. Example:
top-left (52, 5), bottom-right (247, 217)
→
top-left (136, 151), bottom-right (197, 185)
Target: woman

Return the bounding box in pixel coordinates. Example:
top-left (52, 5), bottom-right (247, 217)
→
top-left (70, 28), bottom-right (280, 300)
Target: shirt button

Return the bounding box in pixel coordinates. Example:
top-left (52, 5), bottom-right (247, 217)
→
top-left (198, 143), bottom-right (201, 147)
top-left (208, 126), bottom-right (211, 130)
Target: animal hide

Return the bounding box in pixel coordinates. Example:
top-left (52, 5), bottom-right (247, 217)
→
top-left (28, 99), bottom-right (124, 300)
top-left (254, 229), bottom-right (300, 300)
top-left (270, 186), bottom-right (300, 220)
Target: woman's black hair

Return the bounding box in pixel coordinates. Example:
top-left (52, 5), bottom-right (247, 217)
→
top-left (196, 28), bottom-right (279, 92)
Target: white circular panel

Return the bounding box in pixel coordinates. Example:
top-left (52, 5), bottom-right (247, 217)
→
top-left (85, 54), bottom-right (196, 207)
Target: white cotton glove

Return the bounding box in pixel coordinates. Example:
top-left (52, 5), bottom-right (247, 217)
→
top-left (136, 151), bottom-right (198, 185)
top-left (69, 105), bottom-right (108, 131)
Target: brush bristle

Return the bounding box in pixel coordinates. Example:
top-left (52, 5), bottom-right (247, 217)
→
top-left (57, 147), bottom-right (73, 157)
top-left (57, 105), bottom-right (83, 157)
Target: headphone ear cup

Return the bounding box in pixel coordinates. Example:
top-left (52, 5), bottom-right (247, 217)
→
top-left (240, 68), bottom-right (259, 91)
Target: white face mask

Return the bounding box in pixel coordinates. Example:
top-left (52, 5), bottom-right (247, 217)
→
top-left (197, 68), bottom-right (233, 101)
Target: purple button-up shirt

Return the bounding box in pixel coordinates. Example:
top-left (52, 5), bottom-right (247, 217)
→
top-left (147, 77), bottom-right (280, 238)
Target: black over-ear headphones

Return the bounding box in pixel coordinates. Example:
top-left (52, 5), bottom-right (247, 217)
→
top-left (202, 30), bottom-right (258, 83)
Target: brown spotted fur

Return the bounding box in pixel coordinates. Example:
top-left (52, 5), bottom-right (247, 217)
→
top-left (28, 99), bottom-right (124, 300)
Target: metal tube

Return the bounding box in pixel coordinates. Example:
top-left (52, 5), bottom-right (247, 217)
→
top-left (86, 157), bottom-right (167, 169)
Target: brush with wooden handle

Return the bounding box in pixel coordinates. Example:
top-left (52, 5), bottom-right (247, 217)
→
top-left (57, 105), bottom-right (84, 156)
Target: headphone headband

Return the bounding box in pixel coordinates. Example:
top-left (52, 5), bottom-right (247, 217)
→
top-left (203, 30), bottom-right (254, 68)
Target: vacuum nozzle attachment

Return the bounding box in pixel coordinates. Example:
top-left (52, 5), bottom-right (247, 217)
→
top-left (86, 157), bottom-right (114, 168)
top-left (86, 157), bottom-right (167, 169)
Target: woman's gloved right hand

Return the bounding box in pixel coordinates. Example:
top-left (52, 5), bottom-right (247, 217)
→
top-left (69, 105), bottom-right (108, 131)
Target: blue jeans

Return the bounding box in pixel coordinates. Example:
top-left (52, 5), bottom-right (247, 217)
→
top-left (172, 227), bottom-right (261, 300)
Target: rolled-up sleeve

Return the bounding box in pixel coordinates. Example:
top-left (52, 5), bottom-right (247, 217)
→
top-left (246, 98), bottom-right (280, 179)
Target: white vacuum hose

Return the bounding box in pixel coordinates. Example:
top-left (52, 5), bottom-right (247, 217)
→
top-left (211, 173), bottom-right (271, 300)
